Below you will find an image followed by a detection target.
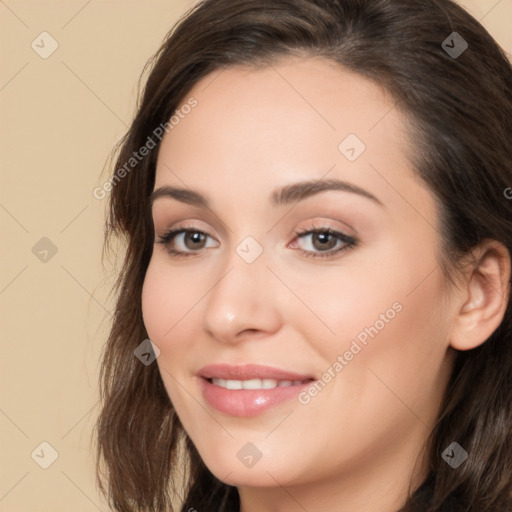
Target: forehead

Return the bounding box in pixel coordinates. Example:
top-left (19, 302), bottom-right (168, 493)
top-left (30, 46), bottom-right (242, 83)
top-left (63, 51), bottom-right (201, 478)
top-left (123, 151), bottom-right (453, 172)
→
top-left (154, 55), bottom-right (428, 218)
top-left (170, 56), bottom-right (401, 149)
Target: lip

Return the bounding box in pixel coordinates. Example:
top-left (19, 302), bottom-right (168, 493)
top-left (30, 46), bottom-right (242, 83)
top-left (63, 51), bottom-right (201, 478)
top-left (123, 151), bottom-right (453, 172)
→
top-left (198, 364), bottom-right (316, 417)
top-left (198, 363), bottom-right (314, 381)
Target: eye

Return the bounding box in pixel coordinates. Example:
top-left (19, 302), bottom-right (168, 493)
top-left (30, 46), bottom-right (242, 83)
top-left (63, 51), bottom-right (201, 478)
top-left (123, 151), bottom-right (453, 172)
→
top-left (291, 225), bottom-right (357, 259)
top-left (156, 227), bottom-right (219, 258)
top-left (155, 224), bottom-right (357, 260)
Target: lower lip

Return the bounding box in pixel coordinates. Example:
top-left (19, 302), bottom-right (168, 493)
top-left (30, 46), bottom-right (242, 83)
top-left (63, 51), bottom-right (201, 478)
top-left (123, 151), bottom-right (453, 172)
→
top-left (199, 377), bottom-right (314, 417)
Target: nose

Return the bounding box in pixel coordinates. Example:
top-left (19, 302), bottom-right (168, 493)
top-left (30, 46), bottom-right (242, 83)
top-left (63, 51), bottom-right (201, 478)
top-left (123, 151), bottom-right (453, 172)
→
top-left (201, 248), bottom-right (283, 344)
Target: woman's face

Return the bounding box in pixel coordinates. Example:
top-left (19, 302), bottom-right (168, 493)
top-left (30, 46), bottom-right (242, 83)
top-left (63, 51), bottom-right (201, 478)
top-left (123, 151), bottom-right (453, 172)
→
top-left (142, 56), bottom-right (457, 496)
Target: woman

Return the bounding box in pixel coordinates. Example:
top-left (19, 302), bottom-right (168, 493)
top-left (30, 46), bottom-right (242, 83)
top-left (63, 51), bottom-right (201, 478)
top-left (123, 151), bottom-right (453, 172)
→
top-left (95, 0), bottom-right (512, 510)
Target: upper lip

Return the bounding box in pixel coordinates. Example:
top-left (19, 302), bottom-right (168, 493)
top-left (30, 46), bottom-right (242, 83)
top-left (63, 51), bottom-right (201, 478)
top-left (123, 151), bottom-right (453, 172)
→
top-left (198, 363), bottom-right (315, 381)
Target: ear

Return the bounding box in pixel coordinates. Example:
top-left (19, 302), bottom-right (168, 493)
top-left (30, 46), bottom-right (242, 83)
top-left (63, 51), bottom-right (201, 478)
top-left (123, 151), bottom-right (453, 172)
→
top-left (450, 240), bottom-right (511, 351)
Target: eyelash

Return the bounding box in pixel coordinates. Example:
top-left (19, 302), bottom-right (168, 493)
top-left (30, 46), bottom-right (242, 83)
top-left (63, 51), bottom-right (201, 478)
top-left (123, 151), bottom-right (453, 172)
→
top-left (155, 224), bottom-right (357, 260)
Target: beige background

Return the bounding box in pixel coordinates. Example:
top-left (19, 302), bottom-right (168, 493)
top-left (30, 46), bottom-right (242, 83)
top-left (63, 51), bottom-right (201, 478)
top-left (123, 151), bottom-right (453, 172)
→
top-left (1, 1), bottom-right (511, 511)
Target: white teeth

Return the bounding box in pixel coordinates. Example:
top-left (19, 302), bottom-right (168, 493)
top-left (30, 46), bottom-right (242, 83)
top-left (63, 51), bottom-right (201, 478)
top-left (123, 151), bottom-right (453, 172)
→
top-left (210, 378), bottom-right (306, 390)
top-left (242, 379), bottom-right (263, 389)
top-left (225, 379), bottom-right (243, 390)
top-left (262, 379), bottom-right (277, 389)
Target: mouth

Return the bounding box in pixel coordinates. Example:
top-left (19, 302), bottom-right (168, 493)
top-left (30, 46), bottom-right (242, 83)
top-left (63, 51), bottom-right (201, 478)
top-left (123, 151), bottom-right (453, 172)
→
top-left (198, 362), bottom-right (315, 381)
top-left (206, 377), bottom-right (313, 390)
top-left (197, 364), bottom-right (316, 417)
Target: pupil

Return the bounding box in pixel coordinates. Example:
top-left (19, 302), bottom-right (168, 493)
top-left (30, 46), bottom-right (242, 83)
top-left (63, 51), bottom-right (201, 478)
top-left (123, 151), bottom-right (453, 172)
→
top-left (315, 232), bottom-right (333, 250)
top-left (188, 232), bottom-right (204, 247)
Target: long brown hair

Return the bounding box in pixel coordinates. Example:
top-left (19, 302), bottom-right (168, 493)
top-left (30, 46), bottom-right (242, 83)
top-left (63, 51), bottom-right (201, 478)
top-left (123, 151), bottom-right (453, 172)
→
top-left (95, 1), bottom-right (512, 510)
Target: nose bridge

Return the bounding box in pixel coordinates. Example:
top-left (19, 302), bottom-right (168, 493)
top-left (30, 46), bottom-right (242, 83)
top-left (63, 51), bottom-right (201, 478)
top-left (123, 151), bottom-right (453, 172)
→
top-left (201, 240), bottom-right (281, 343)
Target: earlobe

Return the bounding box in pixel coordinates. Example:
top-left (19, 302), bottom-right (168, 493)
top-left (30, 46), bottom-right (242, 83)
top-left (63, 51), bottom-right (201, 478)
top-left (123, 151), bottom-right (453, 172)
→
top-left (450, 240), bottom-right (511, 351)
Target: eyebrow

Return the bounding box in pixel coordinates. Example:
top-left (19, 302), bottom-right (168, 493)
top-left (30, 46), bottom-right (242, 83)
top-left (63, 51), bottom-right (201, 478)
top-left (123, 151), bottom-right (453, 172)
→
top-left (149, 178), bottom-right (384, 209)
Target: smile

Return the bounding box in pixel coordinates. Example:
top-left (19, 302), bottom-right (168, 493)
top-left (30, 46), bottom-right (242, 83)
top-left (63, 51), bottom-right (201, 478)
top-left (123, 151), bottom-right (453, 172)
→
top-left (209, 378), bottom-right (312, 390)
top-left (198, 365), bottom-right (316, 416)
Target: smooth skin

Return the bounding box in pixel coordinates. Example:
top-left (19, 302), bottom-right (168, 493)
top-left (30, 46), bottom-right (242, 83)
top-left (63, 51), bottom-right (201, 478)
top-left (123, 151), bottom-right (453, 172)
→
top-left (141, 56), bottom-right (510, 512)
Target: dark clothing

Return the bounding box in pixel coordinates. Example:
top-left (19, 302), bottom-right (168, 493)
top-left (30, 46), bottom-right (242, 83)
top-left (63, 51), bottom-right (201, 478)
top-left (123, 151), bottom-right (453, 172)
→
top-left (408, 473), bottom-right (464, 511)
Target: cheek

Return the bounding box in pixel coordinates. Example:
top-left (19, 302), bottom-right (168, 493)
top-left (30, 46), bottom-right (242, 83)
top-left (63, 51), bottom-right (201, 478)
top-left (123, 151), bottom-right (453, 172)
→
top-left (141, 261), bottom-right (171, 340)
top-left (141, 257), bottom-right (203, 341)
top-left (141, 259), bottom-right (198, 406)
top-left (293, 240), bottom-right (449, 381)
top-left (289, 266), bottom-right (450, 460)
